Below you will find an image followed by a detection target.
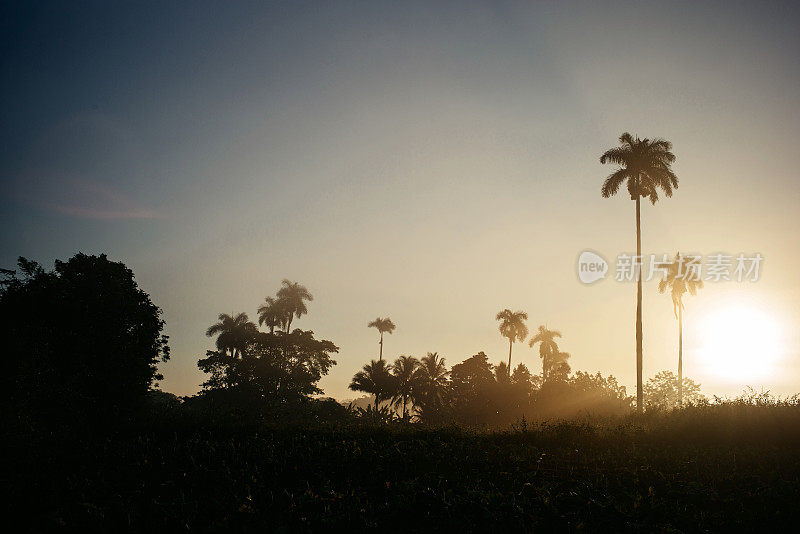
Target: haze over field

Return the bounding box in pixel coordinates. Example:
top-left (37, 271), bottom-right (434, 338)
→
top-left (2, 0), bottom-right (799, 401)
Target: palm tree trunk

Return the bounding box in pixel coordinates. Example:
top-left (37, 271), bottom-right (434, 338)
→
top-left (542, 354), bottom-right (547, 383)
top-left (508, 339), bottom-right (513, 376)
top-left (678, 303), bottom-right (683, 407)
top-left (635, 194), bottom-right (643, 413)
top-left (379, 332), bottom-right (383, 361)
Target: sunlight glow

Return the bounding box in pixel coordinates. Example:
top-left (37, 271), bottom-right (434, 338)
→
top-left (698, 304), bottom-right (783, 381)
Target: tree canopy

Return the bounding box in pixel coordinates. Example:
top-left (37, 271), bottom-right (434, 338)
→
top-left (2, 253), bottom-right (169, 419)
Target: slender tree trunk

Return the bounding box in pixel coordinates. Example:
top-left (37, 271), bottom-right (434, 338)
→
top-left (286, 315), bottom-right (292, 333)
top-left (678, 303), bottom-right (683, 407)
top-left (508, 339), bottom-right (513, 376)
top-left (402, 395), bottom-right (407, 421)
top-left (379, 332), bottom-right (383, 361)
top-left (635, 194), bottom-right (644, 413)
top-left (542, 354), bottom-right (547, 383)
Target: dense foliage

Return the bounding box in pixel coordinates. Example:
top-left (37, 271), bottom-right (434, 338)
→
top-left (10, 400), bottom-right (800, 531)
top-left (2, 254), bottom-right (169, 420)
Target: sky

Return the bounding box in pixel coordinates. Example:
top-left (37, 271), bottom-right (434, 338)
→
top-left (2, 0), bottom-right (800, 401)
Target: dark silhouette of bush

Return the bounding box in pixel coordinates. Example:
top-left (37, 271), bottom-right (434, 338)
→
top-left (197, 327), bottom-right (338, 418)
top-left (2, 254), bottom-right (169, 423)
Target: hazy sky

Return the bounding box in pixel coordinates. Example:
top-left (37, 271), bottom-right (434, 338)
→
top-left (3, 0), bottom-right (800, 400)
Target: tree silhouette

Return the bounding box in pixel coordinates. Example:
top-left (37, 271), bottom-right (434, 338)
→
top-left (658, 252), bottom-right (703, 406)
top-left (601, 132), bottom-right (678, 412)
top-left (529, 325), bottom-right (565, 382)
top-left (450, 352), bottom-right (497, 425)
top-left (276, 279), bottom-right (313, 332)
top-left (349, 359), bottom-right (395, 410)
top-left (494, 361), bottom-right (511, 385)
top-left (198, 329), bottom-right (338, 402)
top-left (413, 352), bottom-right (449, 421)
top-left (206, 312), bottom-right (257, 358)
top-left (2, 253), bottom-right (170, 418)
top-left (548, 351), bottom-right (571, 381)
top-left (495, 309), bottom-right (528, 376)
top-left (510, 363), bottom-right (533, 387)
top-left (257, 296), bottom-right (287, 334)
top-left (644, 370), bottom-right (705, 409)
top-left (390, 355), bottom-right (420, 421)
top-left (368, 317), bottom-right (396, 361)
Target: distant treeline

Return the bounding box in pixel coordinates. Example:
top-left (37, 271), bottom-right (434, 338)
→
top-left (3, 253), bottom-right (704, 429)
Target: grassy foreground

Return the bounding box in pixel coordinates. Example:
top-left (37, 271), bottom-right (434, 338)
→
top-left (10, 404), bottom-right (800, 532)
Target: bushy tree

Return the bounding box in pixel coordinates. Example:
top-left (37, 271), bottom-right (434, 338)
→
top-left (450, 352), bottom-right (497, 425)
top-left (198, 329), bottom-right (337, 404)
top-left (2, 254), bottom-right (169, 419)
top-left (644, 370), bottom-right (705, 410)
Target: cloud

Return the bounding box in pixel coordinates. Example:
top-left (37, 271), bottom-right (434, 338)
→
top-left (10, 171), bottom-right (164, 220)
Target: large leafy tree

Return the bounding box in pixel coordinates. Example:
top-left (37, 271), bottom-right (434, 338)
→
top-left (495, 309), bottom-right (528, 376)
top-left (368, 317), bottom-right (396, 361)
top-left (601, 132), bottom-right (678, 412)
top-left (1, 254), bottom-right (170, 418)
top-left (206, 312), bottom-right (257, 358)
top-left (644, 370), bottom-right (705, 410)
top-left (390, 355), bottom-right (420, 421)
top-left (349, 359), bottom-right (395, 410)
top-left (529, 325), bottom-right (567, 381)
top-left (658, 252), bottom-right (703, 406)
top-left (276, 279), bottom-right (313, 332)
top-left (450, 352), bottom-right (497, 425)
top-left (198, 329), bottom-right (337, 402)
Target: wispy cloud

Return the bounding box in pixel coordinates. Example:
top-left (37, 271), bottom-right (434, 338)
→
top-left (41, 203), bottom-right (164, 220)
top-left (12, 172), bottom-right (165, 220)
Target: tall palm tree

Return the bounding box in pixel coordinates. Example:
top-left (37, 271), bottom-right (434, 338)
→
top-left (413, 352), bottom-right (449, 416)
top-left (368, 317), bottom-right (396, 361)
top-left (276, 279), bottom-right (313, 332)
top-left (390, 355), bottom-right (420, 421)
top-left (529, 325), bottom-right (563, 381)
top-left (257, 296), bottom-right (286, 334)
top-left (601, 132), bottom-right (678, 412)
top-left (205, 312), bottom-right (257, 358)
top-left (658, 252), bottom-right (703, 406)
top-left (495, 309), bottom-right (529, 375)
top-left (349, 359), bottom-right (395, 410)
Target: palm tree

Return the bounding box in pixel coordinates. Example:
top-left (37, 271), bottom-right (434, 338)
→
top-left (529, 325), bottom-right (563, 382)
top-left (391, 355), bottom-right (420, 421)
top-left (601, 132), bottom-right (678, 412)
top-left (495, 309), bottom-right (529, 375)
top-left (257, 296), bottom-right (286, 334)
top-left (276, 279), bottom-right (313, 332)
top-left (349, 359), bottom-right (395, 410)
top-left (413, 352), bottom-right (449, 417)
top-left (368, 317), bottom-right (396, 361)
top-left (658, 252), bottom-right (703, 406)
top-left (205, 312), bottom-right (257, 358)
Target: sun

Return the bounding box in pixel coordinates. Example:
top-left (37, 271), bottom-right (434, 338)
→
top-left (697, 304), bottom-right (783, 382)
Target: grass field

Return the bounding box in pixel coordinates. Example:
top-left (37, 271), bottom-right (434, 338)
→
top-left (10, 402), bottom-right (800, 532)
